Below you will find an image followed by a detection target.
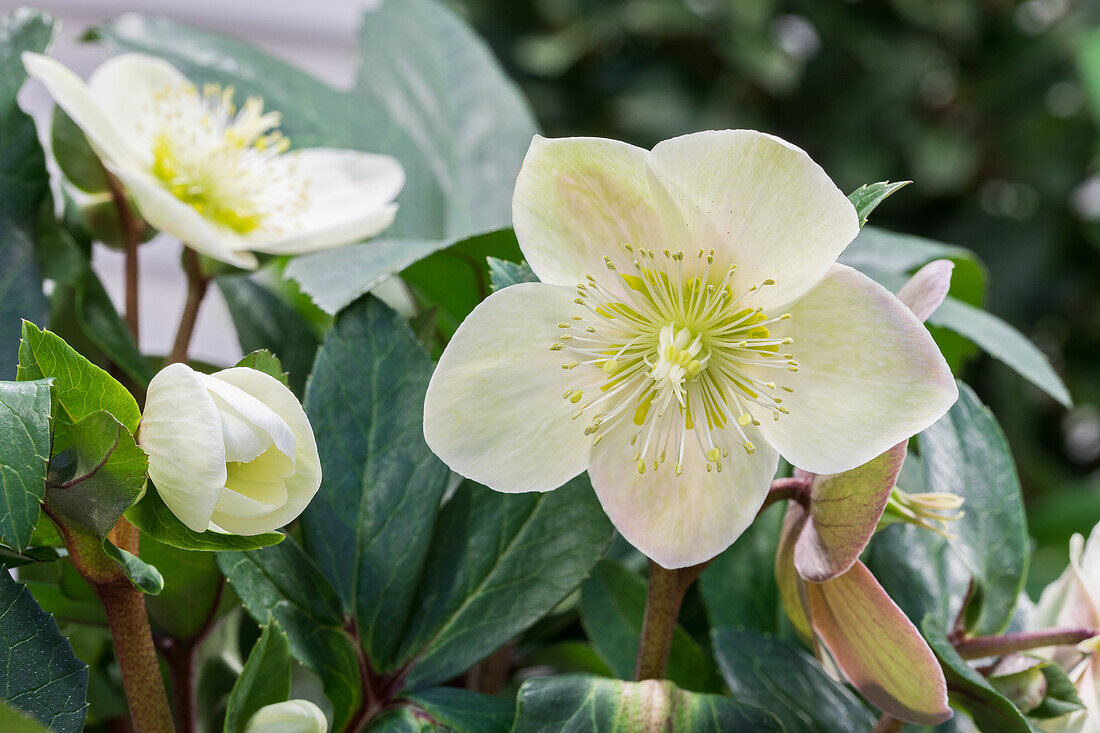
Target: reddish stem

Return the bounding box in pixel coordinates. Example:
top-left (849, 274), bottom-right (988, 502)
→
top-left (955, 627), bottom-right (1097, 660)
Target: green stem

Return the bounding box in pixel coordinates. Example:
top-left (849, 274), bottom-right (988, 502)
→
top-left (106, 172), bottom-right (141, 343)
top-left (634, 559), bottom-right (709, 680)
top-left (167, 248), bottom-right (209, 365)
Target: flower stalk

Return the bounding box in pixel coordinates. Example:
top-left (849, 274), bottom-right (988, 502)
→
top-left (106, 172), bottom-right (142, 343)
top-left (954, 627), bottom-right (1098, 661)
top-left (634, 559), bottom-right (709, 680)
top-left (167, 248), bottom-right (209, 365)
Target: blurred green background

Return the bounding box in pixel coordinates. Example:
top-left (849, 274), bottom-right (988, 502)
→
top-left (460, 0), bottom-right (1100, 592)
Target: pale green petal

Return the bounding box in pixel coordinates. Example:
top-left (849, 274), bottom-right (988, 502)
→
top-left (646, 130), bottom-right (859, 310)
top-left (512, 135), bottom-right (671, 291)
top-left (754, 264), bottom-right (957, 475)
top-left (208, 368), bottom-right (321, 536)
top-left (85, 53), bottom-right (189, 162)
top-left (198, 372), bottom-right (296, 468)
top-left (896, 259), bottom-right (954, 322)
top-left (139, 363), bottom-right (226, 532)
top-left (21, 52), bottom-right (144, 173)
top-left (587, 422), bottom-right (778, 568)
top-left (248, 148), bottom-right (404, 255)
top-left (244, 700), bottom-right (328, 733)
top-left (424, 282), bottom-right (603, 493)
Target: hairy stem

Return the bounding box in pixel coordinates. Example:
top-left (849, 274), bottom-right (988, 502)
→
top-left (167, 248), bottom-right (209, 365)
top-left (954, 627), bottom-right (1097, 660)
top-left (106, 173), bottom-right (141, 343)
top-left (634, 559), bottom-right (709, 680)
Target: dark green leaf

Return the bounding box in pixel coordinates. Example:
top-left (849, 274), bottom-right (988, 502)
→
top-left (921, 382), bottom-right (1028, 636)
top-left (17, 322), bottom-right (140, 435)
top-left (0, 700), bottom-right (52, 732)
top-left (216, 541), bottom-right (362, 730)
top-left (402, 687), bottom-right (514, 733)
top-left (698, 505), bottom-right (783, 634)
top-left (579, 559), bottom-right (720, 692)
top-left (101, 540), bottom-right (163, 595)
top-left (712, 627), bottom-right (876, 733)
top-left (487, 257), bottom-right (537, 291)
top-left (301, 296), bottom-right (449, 670)
top-left (141, 535), bottom-right (223, 638)
top-left (218, 277), bottom-right (318, 394)
top-left (44, 411), bottom-right (146, 539)
top-left (848, 181), bottom-right (911, 226)
top-left (921, 615), bottom-right (1031, 733)
top-left (49, 110), bottom-right (108, 193)
top-left (513, 674), bottom-right (782, 733)
top-left (0, 566), bottom-right (88, 732)
top-left (126, 488), bottom-right (284, 552)
top-left (223, 618), bottom-right (291, 733)
top-left (0, 9), bottom-right (55, 381)
top-left (0, 380), bottom-right (52, 550)
top-left (234, 349), bottom-right (288, 387)
top-left (396, 479), bottom-right (613, 691)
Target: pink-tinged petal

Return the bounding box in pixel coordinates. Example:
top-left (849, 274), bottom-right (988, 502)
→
top-left (512, 136), bottom-right (672, 292)
top-left (645, 130), bottom-right (860, 311)
top-left (897, 259), bottom-right (954, 322)
top-left (807, 562), bottom-right (951, 725)
top-left (588, 422), bottom-right (778, 569)
top-left (795, 442), bottom-right (907, 582)
top-left (776, 502), bottom-right (814, 642)
top-left (757, 264), bottom-right (957, 475)
top-left (424, 283), bottom-right (602, 493)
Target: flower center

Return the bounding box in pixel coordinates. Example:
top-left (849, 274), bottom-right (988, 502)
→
top-left (555, 246), bottom-right (798, 476)
top-left (143, 82), bottom-right (309, 235)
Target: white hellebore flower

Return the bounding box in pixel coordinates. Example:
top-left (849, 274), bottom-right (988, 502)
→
top-left (22, 52), bottom-right (404, 269)
top-left (1033, 524), bottom-right (1100, 733)
top-left (424, 131), bottom-right (957, 569)
top-left (139, 363), bottom-right (321, 535)
top-left (244, 700), bottom-right (328, 733)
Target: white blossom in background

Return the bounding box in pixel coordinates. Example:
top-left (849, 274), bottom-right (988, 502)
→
top-left (138, 363), bottom-right (321, 536)
top-left (424, 130), bottom-right (957, 568)
top-left (23, 52), bottom-right (404, 269)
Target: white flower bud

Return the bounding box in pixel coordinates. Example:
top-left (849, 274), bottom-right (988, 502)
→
top-left (244, 700), bottom-right (328, 733)
top-left (139, 363), bottom-right (321, 535)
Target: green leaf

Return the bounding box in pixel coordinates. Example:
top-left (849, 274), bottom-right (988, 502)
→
top-left (401, 687), bottom-right (514, 733)
top-left (698, 505), bottom-right (783, 634)
top-left (218, 277), bottom-right (319, 394)
top-left (1030, 661), bottom-right (1085, 718)
top-left (712, 627), bottom-right (877, 733)
top-left (921, 382), bottom-right (1028, 636)
top-left (234, 349), bottom-right (288, 387)
top-left (49, 110), bottom-right (108, 194)
top-left (0, 566), bottom-right (88, 732)
top-left (43, 411), bottom-right (147, 539)
top-left (101, 540), bottom-right (163, 595)
top-left (0, 380), bottom-right (53, 550)
top-left (141, 535), bottom-right (224, 638)
top-left (301, 296), bottom-right (449, 670)
top-left (396, 478), bottom-right (613, 691)
top-left (223, 618), bottom-right (291, 733)
top-left (216, 541), bottom-right (362, 731)
top-left (0, 701), bottom-right (52, 732)
top-left (487, 257), bottom-right (537, 291)
top-left (512, 675), bottom-right (782, 733)
top-left (0, 9), bottom-right (55, 381)
top-left (848, 181), bottom-right (911, 226)
top-left (126, 488), bottom-right (284, 552)
top-left (17, 322), bottom-right (141, 435)
top-left (579, 559), bottom-right (721, 693)
top-left (921, 615), bottom-right (1032, 732)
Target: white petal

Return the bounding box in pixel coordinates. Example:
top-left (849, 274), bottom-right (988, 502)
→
top-left (1036, 532), bottom-right (1100, 631)
top-left (646, 130), bottom-right (860, 310)
top-left (755, 264), bottom-right (957, 474)
top-left (897, 259), bottom-right (954, 322)
top-left (244, 700), bottom-right (328, 733)
top-left (587, 423), bottom-right (779, 568)
top-left (208, 367), bottom-right (321, 535)
top-left (85, 53), bottom-right (190, 162)
top-left (512, 135), bottom-right (672, 292)
top-left (138, 363), bottom-right (226, 532)
top-left (199, 373), bottom-right (296, 467)
top-left (111, 168), bottom-right (258, 268)
top-left (21, 52), bottom-right (145, 173)
top-left (248, 148), bottom-right (404, 255)
top-left (424, 282), bottom-right (603, 493)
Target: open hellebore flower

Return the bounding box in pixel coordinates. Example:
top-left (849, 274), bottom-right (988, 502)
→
top-left (1031, 524), bottom-right (1100, 732)
top-left (423, 130), bottom-right (957, 568)
top-left (138, 363), bottom-right (321, 535)
top-left (244, 700), bottom-right (328, 733)
top-left (775, 443), bottom-right (952, 725)
top-left (23, 52), bottom-right (404, 269)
